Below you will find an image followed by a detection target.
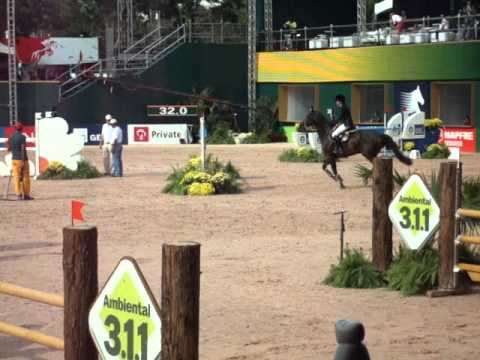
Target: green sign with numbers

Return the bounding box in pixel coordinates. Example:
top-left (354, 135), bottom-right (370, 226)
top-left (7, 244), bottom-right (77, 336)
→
top-left (388, 174), bottom-right (440, 250)
top-left (89, 258), bottom-right (162, 360)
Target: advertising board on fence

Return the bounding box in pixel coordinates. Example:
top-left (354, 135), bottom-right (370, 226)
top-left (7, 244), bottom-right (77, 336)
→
top-left (439, 127), bottom-right (476, 153)
top-left (128, 124), bottom-right (192, 145)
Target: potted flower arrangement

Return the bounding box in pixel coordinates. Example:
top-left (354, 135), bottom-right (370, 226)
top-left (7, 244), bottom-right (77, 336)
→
top-left (424, 118), bottom-right (443, 146)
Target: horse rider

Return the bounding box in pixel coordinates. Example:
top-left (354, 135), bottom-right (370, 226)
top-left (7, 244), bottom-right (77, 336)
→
top-left (331, 94), bottom-right (354, 155)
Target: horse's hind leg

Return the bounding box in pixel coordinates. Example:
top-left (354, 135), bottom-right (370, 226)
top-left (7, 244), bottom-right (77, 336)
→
top-left (330, 160), bottom-right (345, 189)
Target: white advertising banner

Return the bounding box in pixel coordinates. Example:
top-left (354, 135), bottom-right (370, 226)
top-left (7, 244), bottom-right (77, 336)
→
top-left (37, 37), bottom-right (99, 65)
top-left (375, 0), bottom-right (393, 16)
top-left (128, 124), bottom-right (192, 145)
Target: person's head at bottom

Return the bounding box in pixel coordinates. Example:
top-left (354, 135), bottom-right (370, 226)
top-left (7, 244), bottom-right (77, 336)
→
top-left (15, 122), bottom-right (23, 132)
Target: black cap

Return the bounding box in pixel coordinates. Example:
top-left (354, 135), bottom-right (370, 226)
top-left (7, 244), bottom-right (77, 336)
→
top-left (335, 94), bottom-right (346, 103)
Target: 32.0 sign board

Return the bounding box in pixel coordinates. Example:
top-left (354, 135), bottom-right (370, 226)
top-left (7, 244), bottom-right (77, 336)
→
top-left (388, 174), bottom-right (440, 250)
top-left (89, 258), bottom-right (162, 360)
top-left (147, 105), bottom-right (198, 117)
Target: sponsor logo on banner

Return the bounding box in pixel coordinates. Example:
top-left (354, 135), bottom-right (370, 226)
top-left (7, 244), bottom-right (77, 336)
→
top-left (134, 127), bottom-right (150, 142)
top-left (128, 124), bottom-right (192, 145)
top-left (439, 127), bottom-right (477, 153)
top-left (73, 128), bottom-right (89, 144)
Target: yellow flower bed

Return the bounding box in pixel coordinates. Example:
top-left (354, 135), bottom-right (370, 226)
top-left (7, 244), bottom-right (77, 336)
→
top-left (187, 182), bottom-right (216, 196)
top-left (181, 171), bottom-right (212, 185)
top-left (403, 142), bottom-right (415, 151)
top-left (425, 118), bottom-right (443, 129)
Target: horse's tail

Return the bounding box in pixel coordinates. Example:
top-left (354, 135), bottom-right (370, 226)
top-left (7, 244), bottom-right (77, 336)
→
top-left (384, 136), bottom-right (413, 165)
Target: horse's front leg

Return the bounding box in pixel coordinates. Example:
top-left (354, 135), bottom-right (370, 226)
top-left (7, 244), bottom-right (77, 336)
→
top-left (330, 159), bottom-right (345, 189)
top-left (322, 160), bottom-right (337, 181)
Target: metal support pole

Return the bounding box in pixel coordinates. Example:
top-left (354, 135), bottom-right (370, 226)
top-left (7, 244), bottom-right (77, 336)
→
top-left (7, 0), bottom-right (18, 126)
top-left (200, 116), bottom-right (206, 169)
top-left (247, 0), bottom-right (257, 131)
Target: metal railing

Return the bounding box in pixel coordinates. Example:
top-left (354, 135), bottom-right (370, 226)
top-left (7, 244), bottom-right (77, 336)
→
top-left (58, 22), bottom-right (246, 99)
top-left (258, 14), bottom-right (480, 52)
top-left (187, 22), bottom-right (247, 44)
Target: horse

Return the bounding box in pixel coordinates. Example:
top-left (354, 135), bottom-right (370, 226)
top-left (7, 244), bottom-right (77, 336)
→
top-left (304, 110), bottom-right (412, 189)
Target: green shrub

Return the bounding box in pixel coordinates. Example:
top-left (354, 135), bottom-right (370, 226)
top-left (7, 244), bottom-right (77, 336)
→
top-left (163, 155), bottom-right (241, 196)
top-left (38, 160), bottom-right (101, 180)
top-left (242, 132), bottom-right (271, 144)
top-left (279, 147), bottom-right (324, 163)
top-left (254, 96), bottom-right (277, 135)
top-left (207, 122), bottom-right (235, 144)
top-left (422, 143), bottom-right (450, 159)
top-left (386, 246), bottom-right (439, 295)
top-left (323, 249), bottom-right (384, 289)
top-left (353, 164), bottom-right (373, 185)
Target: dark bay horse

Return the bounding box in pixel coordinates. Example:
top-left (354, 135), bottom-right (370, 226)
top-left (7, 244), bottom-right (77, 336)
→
top-left (304, 110), bottom-right (412, 189)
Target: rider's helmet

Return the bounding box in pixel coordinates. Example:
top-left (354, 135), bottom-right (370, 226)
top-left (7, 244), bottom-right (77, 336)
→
top-left (335, 94), bottom-right (346, 104)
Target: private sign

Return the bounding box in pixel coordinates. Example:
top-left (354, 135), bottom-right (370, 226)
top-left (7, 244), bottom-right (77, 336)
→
top-left (388, 174), bottom-right (440, 250)
top-left (88, 258), bottom-right (162, 360)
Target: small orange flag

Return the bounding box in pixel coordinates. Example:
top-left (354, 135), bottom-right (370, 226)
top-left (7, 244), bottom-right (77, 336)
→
top-left (71, 200), bottom-right (85, 225)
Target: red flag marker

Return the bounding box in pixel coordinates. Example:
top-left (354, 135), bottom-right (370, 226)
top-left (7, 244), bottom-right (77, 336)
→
top-left (71, 200), bottom-right (85, 225)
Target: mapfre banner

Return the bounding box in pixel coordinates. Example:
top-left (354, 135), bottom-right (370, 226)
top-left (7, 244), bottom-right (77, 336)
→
top-left (439, 127), bottom-right (477, 153)
top-left (128, 124), bottom-right (192, 145)
top-left (0, 37), bottom-right (98, 65)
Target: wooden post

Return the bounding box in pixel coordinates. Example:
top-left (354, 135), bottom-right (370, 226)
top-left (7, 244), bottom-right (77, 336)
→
top-left (63, 225), bottom-right (98, 360)
top-left (438, 162), bottom-right (457, 290)
top-left (372, 158), bottom-right (393, 272)
top-left (162, 242), bottom-right (200, 360)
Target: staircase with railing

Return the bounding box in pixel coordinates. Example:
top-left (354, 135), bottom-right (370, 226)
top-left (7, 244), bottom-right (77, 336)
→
top-left (58, 22), bottom-right (247, 101)
top-left (58, 25), bottom-right (187, 100)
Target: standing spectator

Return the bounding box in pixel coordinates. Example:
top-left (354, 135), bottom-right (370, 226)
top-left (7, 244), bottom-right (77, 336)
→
top-left (439, 15), bottom-right (450, 30)
top-left (390, 12), bottom-right (406, 33)
top-left (100, 114), bottom-right (113, 175)
top-left (7, 122), bottom-right (33, 200)
top-left (109, 118), bottom-right (123, 177)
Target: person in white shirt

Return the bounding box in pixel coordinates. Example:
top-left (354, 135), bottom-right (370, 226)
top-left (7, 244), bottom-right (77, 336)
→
top-left (100, 114), bottom-right (113, 175)
top-left (109, 118), bottom-right (123, 177)
top-left (439, 15), bottom-right (450, 30)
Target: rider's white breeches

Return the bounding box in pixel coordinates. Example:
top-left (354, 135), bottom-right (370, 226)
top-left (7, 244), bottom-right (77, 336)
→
top-left (331, 124), bottom-right (347, 138)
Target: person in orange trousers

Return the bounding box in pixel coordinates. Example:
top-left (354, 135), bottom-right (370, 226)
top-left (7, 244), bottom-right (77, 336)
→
top-left (7, 122), bottom-right (33, 200)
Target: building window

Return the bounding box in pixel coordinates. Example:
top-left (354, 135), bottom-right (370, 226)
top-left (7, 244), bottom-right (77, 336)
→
top-left (279, 85), bottom-right (318, 122)
top-left (352, 84), bottom-right (385, 123)
top-left (437, 83), bottom-right (472, 126)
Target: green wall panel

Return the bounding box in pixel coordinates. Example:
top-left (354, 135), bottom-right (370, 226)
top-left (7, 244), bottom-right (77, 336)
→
top-left (319, 84), bottom-right (352, 114)
top-left (60, 43), bottom-right (248, 130)
top-left (257, 84), bottom-right (278, 103)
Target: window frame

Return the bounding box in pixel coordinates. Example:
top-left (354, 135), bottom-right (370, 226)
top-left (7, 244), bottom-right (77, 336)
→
top-left (351, 83), bottom-right (388, 125)
top-left (431, 81), bottom-right (475, 127)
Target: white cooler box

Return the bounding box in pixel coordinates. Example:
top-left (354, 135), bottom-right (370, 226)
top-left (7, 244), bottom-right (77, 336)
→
top-left (330, 37), bottom-right (343, 48)
top-left (309, 36), bottom-right (329, 49)
top-left (438, 31), bottom-right (455, 42)
top-left (414, 32), bottom-right (430, 43)
top-left (343, 36), bottom-right (360, 48)
top-left (399, 33), bottom-right (413, 44)
top-left (386, 34), bottom-right (400, 45)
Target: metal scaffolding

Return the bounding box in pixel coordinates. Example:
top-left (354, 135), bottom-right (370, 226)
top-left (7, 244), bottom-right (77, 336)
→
top-left (357, 0), bottom-right (367, 33)
top-left (264, 0), bottom-right (273, 51)
top-left (7, 0), bottom-right (18, 126)
top-left (247, 0), bottom-right (256, 130)
top-left (116, 0), bottom-right (134, 54)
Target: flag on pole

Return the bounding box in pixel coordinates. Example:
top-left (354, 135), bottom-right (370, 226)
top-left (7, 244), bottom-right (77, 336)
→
top-left (71, 200), bottom-right (85, 225)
